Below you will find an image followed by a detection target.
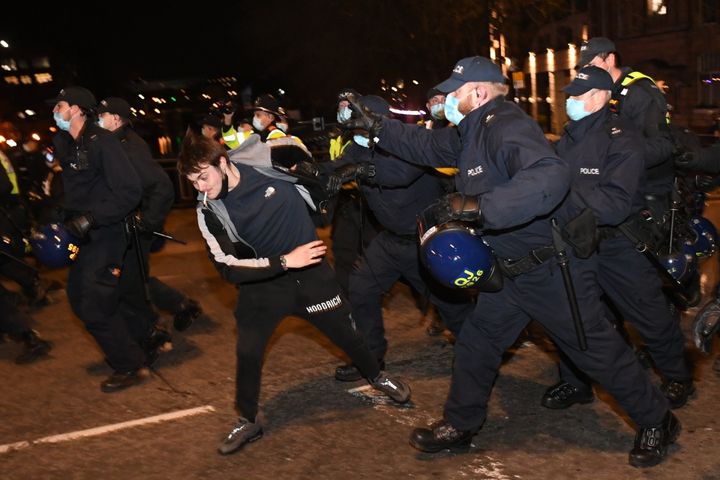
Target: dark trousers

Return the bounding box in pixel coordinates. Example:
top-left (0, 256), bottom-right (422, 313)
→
top-left (233, 261), bottom-right (381, 422)
top-left (148, 276), bottom-right (188, 314)
top-left (118, 231), bottom-right (157, 344)
top-left (66, 224), bottom-right (145, 372)
top-left (349, 231), bottom-right (473, 359)
top-left (444, 255), bottom-right (668, 431)
top-left (559, 235), bottom-right (692, 387)
top-left (331, 190), bottom-right (378, 295)
top-left (0, 284), bottom-right (30, 335)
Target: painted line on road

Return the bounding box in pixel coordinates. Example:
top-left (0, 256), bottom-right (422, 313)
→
top-left (0, 405), bottom-right (215, 454)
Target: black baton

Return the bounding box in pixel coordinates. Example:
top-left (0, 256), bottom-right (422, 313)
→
top-left (129, 215), bottom-right (151, 303)
top-left (152, 231), bottom-right (187, 245)
top-left (551, 218), bottom-right (588, 351)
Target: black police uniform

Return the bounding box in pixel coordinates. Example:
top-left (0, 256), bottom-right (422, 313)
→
top-left (612, 67), bottom-right (675, 218)
top-left (377, 95), bottom-right (669, 433)
top-left (553, 106), bottom-right (692, 402)
top-left (54, 122), bottom-right (146, 373)
top-left (332, 142), bottom-right (472, 362)
top-left (112, 124), bottom-right (175, 343)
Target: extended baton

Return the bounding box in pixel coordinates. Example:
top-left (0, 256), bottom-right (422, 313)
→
top-left (152, 231), bottom-right (187, 245)
top-left (551, 218), bottom-right (588, 351)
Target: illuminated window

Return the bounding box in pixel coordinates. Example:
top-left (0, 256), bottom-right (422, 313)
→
top-left (4, 76), bottom-right (19, 84)
top-left (20, 75), bottom-right (32, 85)
top-left (648, 0), bottom-right (667, 15)
top-left (34, 72), bottom-right (53, 84)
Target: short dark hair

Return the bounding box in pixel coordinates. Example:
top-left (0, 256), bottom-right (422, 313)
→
top-left (177, 128), bottom-right (226, 176)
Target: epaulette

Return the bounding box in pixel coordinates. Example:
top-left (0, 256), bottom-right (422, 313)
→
top-left (606, 114), bottom-right (625, 138)
top-left (484, 113), bottom-right (496, 125)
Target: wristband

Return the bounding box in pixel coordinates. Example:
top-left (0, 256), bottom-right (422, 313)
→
top-left (279, 255), bottom-right (288, 271)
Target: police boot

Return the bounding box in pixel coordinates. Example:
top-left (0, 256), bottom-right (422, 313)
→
top-left (660, 379), bottom-right (696, 409)
top-left (541, 381), bottom-right (594, 409)
top-left (410, 419), bottom-right (475, 453)
top-left (628, 411), bottom-right (680, 468)
top-left (173, 299), bottom-right (202, 331)
top-left (692, 299), bottom-right (720, 355)
top-left (143, 327), bottom-right (172, 367)
top-left (369, 371), bottom-right (411, 404)
top-left (14, 329), bottom-right (52, 364)
top-left (426, 315), bottom-right (446, 337)
top-left (100, 369), bottom-right (147, 393)
top-left (23, 277), bottom-right (51, 307)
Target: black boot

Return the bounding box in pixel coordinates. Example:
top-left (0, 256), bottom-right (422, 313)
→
top-left (628, 411), bottom-right (681, 468)
top-left (410, 419), bottom-right (475, 453)
top-left (173, 299), bottom-right (202, 331)
top-left (541, 381), bottom-right (594, 409)
top-left (143, 327), bottom-right (172, 366)
top-left (14, 329), bottom-right (52, 364)
top-left (100, 369), bottom-right (146, 393)
top-left (335, 359), bottom-right (385, 382)
top-left (660, 379), bottom-right (695, 409)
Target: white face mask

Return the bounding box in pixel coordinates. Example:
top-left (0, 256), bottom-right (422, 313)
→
top-left (97, 116), bottom-right (107, 130)
top-left (276, 122), bottom-right (288, 132)
top-left (252, 116), bottom-right (266, 132)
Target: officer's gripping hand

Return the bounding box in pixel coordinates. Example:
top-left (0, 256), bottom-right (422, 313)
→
top-left (65, 213), bottom-right (94, 239)
top-left (293, 160), bottom-right (320, 179)
top-left (323, 162), bottom-right (376, 196)
top-left (674, 150), bottom-right (701, 171)
top-left (438, 193), bottom-right (483, 225)
top-left (343, 94), bottom-right (384, 137)
top-left (695, 174), bottom-right (718, 192)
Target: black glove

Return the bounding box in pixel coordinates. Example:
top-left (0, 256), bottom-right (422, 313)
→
top-left (343, 94), bottom-right (384, 137)
top-left (324, 162), bottom-right (376, 196)
top-left (294, 160), bottom-right (320, 179)
top-left (65, 213), bottom-right (94, 238)
top-left (695, 174), bottom-right (718, 192)
top-left (674, 150), bottom-right (700, 170)
top-left (435, 193), bottom-right (483, 225)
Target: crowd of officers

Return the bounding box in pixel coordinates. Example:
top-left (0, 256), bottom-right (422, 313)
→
top-left (3, 36), bottom-right (720, 468)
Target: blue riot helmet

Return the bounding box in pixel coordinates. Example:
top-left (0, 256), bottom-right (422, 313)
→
top-left (418, 205), bottom-right (502, 291)
top-left (689, 215), bottom-right (717, 257)
top-left (30, 223), bottom-right (80, 269)
top-left (658, 238), bottom-right (697, 284)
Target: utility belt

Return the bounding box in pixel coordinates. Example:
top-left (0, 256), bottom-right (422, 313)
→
top-left (386, 230), bottom-right (418, 243)
top-left (498, 245), bottom-right (555, 278)
top-left (597, 226), bottom-right (624, 242)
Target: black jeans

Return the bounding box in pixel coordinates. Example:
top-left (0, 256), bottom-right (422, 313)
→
top-left (233, 260), bottom-right (381, 421)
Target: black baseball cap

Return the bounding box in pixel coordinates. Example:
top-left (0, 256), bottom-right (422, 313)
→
top-left (435, 56), bottom-right (506, 93)
top-left (47, 86), bottom-right (97, 110)
top-left (358, 95), bottom-right (390, 116)
top-left (563, 66), bottom-right (615, 96)
top-left (426, 87), bottom-right (444, 101)
top-left (97, 97), bottom-right (132, 119)
top-left (200, 114), bottom-right (222, 129)
top-left (579, 37), bottom-right (616, 67)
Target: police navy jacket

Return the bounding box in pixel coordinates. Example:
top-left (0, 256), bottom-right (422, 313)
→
top-left (114, 125), bottom-right (175, 232)
top-left (377, 95), bottom-right (570, 259)
top-left (53, 122), bottom-right (141, 225)
top-left (332, 142), bottom-right (444, 236)
top-left (555, 106), bottom-right (645, 226)
top-left (613, 67), bottom-right (674, 194)
top-left (196, 163), bottom-right (317, 285)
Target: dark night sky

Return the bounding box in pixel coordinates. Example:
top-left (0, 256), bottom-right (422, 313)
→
top-left (5, 1), bottom-right (503, 114)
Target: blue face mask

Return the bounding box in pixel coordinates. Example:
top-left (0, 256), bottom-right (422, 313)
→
top-left (337, 106), bottom-right (352, 123)
top-left (353, 134), bottom-right (370, 148)
top-left (565, 98), bottom-right (591, 121)
top-left (430, 103), bottom-right (445, 120)
top-left (97, 117), bottom-right (106, 130)
top-left (54, 111), bottom-right (71, 131)
top-left (444, 95), bottom-right (465, 125)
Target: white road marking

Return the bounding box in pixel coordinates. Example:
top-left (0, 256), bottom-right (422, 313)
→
top-left (0, 405), bottom-right (215, 454)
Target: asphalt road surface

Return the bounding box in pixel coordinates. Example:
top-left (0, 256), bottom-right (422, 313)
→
top-left (2, 207), bottom-right (720, 480)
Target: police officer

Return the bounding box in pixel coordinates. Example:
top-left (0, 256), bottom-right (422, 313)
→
top-left (50, 86), bottom-right (148, 392)
top-left (348, 56), bottom-right (678, 468)
top-left (541, 67), bottom-right (694, 413)
top-left (424, 87), bottom-right (449, 130)
top-left (580, 37), bottom-right (675, 222)
top-left (96, 97), bottom-right (177, 348)
top-left (252, 94), bottom-right (288, 141)
top-left (327, 95), bottom-right (473, 382)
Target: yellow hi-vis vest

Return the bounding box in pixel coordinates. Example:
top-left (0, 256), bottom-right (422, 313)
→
top-left (611, 71), bottom-right (671, 124)
top-left (329, 137), bottom-right (350, 161)
top-left (0, 151), bottom-right (19, 194)
top-left (222, 126), bottom-right (252, 150)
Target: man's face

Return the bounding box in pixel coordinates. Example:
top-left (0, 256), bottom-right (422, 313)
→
top-left (449, 82), bottom-right (481, 115)
top-left (253, 111), bottom-right (274, 131)
top-left (426, 94), bottom-right (445, 110)
top-left (571, 88), bottom-right (610, 114)
top-left (98, 112), bottom-right (121, 132)
top-left (186, 161), bottom-right (225, 199)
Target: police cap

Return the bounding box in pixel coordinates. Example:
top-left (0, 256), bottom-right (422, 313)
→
top-left (97, 97), bottom-right (132, 120)
top-left (579, 37), bottom-right (616, 67)
top-left (47, 86), bottom-right (97, 110)
top-left (563, 66), bottom-right (614, 96)
top-left (253, 94), bottom-right (286, 117)
top-left (358, 95), bottom-right (390, 116)
top-left (435, 56), bottom-right (506, 93)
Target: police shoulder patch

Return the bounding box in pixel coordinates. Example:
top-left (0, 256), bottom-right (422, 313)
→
top-left (609, 126), bottom-right (623, 138)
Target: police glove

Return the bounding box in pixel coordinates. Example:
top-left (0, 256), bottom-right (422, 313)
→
top-left (344, 94), bottom-right (384, 138)
top-left (324, 162), bottom-right (376, 196)
top-left (440, 193), bottom-right (483, 225)
top-left (65, 213), bottom-right (94, 239)
top-left (674, 150), bottom-right (701, 171)
top-left (294, 160), bottom-right (320, 179)
top-left (695, 174), bottom-right (718, 192)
